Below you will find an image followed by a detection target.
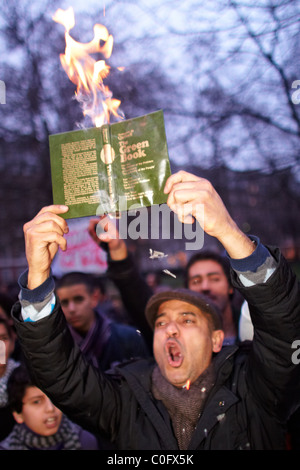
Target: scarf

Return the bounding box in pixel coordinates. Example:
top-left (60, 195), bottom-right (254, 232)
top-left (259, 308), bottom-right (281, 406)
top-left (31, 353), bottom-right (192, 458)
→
top-left (151, 364), bottom-right (215, 450)
top-left (69, 311), bottom-right (111, 368)
top-left (2, 415), bottom-right (83, 450)
top-left (0, 358), bottom-right (20, 408)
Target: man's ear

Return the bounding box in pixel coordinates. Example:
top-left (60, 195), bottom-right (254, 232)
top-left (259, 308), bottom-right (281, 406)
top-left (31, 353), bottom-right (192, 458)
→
top-left (212, 329), bottom-right (224, 353)
top-left (12, 410), bottom-right (24, 424)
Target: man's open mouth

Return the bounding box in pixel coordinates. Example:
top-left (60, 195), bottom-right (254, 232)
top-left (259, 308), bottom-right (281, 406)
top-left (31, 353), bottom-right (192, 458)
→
top-left (165, 340), bottom-right (183, 367)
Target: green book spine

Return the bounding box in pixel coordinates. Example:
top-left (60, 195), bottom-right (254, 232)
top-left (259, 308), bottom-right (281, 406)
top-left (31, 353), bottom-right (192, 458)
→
top-left (100, 124), bottom-right (117, 214)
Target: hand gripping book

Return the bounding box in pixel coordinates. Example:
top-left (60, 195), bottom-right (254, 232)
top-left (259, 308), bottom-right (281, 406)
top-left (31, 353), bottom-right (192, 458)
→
top-left (49, 110), bottom-right (171, 219)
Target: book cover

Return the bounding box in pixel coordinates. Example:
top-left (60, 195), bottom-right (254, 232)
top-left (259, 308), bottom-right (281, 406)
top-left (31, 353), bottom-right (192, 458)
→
top-left (49, 110), bottom-right (171, 219)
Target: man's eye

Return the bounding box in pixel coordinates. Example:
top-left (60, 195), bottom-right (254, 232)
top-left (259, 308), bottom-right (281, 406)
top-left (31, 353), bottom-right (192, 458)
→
top-left (183, 318), bottom-right (194, 324)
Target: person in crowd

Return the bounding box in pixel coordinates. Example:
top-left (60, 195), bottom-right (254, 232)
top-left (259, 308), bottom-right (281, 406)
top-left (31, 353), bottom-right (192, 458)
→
top-left (146, 272), bottom-right (168, 294)
top-left (92, 276), bottom-right (129, 324)
top-left (55, 271), bottom-right (149, 371)
top-left (0, 318), bottom-right (20, 440)
top-left (0, 292), bottom-right (22, 361)
top-left (88, 215), bottom-right (154, 350)
top-left (0, 365), bottom-right (99, 450)
top-left (183, 251), bottom-right (242, 345)
top-left (0, 293), bottom-right (15, 326)
top-left (11, 170), bottom-right (300, 450)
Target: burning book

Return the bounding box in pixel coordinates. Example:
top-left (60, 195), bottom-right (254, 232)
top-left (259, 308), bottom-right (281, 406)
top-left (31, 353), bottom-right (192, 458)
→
top-left (50, 8), bottom-right (171, 219)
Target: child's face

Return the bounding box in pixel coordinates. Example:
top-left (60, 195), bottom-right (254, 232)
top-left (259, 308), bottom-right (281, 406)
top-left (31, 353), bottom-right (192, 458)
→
top-left (13, 386), bottom-right (63, 436)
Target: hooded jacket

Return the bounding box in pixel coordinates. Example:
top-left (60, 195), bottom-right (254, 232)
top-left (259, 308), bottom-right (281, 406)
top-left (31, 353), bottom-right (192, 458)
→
top-left (12, 247), bottom-right (300, 450)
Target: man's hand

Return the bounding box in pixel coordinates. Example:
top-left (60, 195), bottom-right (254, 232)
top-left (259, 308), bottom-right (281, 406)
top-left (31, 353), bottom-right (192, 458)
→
top-left (164, 170), bottom-right (255, 259)
top-left (88, 215), bottom-right (128, 261)
top-left (23, 205), bottom-right (69, 289)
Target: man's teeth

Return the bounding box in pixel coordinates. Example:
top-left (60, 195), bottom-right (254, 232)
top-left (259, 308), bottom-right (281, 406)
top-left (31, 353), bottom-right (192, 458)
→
top-left (46, 417), bottom-right (56, 423)
top-left (169, 346), bottom-right (181, 361)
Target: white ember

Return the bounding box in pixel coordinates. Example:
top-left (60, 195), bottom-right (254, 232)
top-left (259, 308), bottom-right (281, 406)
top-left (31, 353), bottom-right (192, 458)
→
top-left (149, 248), bottom-right (168, 259)
top-left (162, 269), bottom-right (176, 279)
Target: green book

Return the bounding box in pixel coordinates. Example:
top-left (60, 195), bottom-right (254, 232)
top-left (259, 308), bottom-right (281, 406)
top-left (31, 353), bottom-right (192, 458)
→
top-left (49, 110), bottom-right (171, 219)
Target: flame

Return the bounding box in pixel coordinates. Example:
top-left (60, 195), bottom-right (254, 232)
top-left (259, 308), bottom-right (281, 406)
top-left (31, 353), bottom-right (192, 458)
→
top-left (183, 379), bottom-right (191, 390)
top-left (53, 7), bottom-right (123, 127)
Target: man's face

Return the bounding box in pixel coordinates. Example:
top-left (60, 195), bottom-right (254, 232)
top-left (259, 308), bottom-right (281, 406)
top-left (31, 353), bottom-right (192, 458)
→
top-left (56, 284), bottom-right (98, 334)
top-left (153, 299), bottom-right (223, 388)
top-left (13, 386), bottom-right (62, 436)
top-left (0, 322), bottom-right (15, 376)
top-left (187, 260), bottom-right (233, 312)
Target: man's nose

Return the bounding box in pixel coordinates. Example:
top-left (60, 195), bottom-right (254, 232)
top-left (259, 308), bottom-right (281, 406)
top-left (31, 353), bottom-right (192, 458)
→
top-left (199, 278), bottom-right (211, 293)
top-left (66, 300), bottom-right (76, 313)
top-left (165, 321), bottom-right (179, 338)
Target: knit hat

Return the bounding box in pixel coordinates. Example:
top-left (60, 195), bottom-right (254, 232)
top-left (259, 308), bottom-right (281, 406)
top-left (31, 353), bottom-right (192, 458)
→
top-left (145, 288), bottom-right (223, 331)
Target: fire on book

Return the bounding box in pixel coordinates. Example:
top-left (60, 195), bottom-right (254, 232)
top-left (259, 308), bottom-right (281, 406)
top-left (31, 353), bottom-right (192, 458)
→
top-left (53, 6), bottom-right (124, 127)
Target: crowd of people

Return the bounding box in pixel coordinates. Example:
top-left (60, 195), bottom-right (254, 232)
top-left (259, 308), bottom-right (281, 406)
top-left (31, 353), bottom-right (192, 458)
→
top-left (0, 170), bottom-right (299, 450)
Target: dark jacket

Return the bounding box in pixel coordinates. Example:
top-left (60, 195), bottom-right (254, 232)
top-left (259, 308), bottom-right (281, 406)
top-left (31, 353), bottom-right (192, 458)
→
top-left (68, 309), bottom-right (150, 371)
top-left (106, 253), bottom-right (154, 351)
top-left (0, 407), bottom-right (15, 441)
top-left (12, 247), bottom-right (300, 450)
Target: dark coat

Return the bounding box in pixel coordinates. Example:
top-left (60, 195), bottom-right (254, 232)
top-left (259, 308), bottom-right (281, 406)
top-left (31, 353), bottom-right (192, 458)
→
top-left (106, 253), bottom-right (154, 351)
top-left (68, 309), bottom-right (150, 371)
top-left (12, 247), bottom-right (300, 450)
top-left (0, 407), bottom-right (15, 441)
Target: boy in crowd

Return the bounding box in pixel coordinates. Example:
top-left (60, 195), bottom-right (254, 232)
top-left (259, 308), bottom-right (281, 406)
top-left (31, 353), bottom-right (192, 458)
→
top-left (0, 365), bottom-right (99, 450)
